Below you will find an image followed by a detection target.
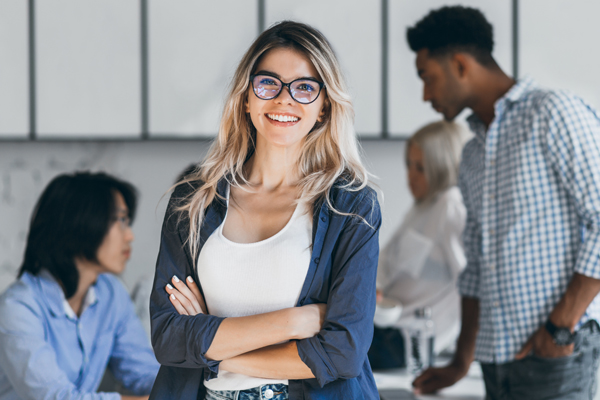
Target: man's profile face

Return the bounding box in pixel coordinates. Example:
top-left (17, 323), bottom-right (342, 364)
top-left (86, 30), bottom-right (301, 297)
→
top-left (415, 49), bottom-right (466, 121)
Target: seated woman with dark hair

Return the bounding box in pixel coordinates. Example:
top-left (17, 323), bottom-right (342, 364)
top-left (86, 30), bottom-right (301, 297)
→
top-left (0, 172), bottom-right (159, 400)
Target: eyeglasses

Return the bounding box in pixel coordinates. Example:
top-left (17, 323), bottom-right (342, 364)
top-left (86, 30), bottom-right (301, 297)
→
top-left (114, 215), bottom-right (131, 231)
top-left (250, 74), bottom-right (325, 104)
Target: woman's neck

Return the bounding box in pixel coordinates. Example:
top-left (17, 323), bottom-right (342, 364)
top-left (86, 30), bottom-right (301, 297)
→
top-left (246, 141), bottom-right (303, 189)
top-left (67, 259), bottom-right (99, 317)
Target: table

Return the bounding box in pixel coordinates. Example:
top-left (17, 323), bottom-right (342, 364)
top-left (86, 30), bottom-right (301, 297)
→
top-left (374, 362), bottom-right (486, 400)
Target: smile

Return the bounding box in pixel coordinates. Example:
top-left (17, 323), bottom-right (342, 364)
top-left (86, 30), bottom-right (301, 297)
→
top-left (266, 113), bottom-right (300, 123)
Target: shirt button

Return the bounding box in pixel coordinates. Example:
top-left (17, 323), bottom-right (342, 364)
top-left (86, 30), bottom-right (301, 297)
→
top-left (264, 389), bottom-right (274, 399)
top-left (489, 264), bottom-right (496, 271)
top-left (493, 301), bottom-right (500, 307)
top-left (489, 229), bottom-right (495, 235)
top-left (314, 257), bottom-right (320, 264)
top-left (320, 216), bottom-right (327, 222)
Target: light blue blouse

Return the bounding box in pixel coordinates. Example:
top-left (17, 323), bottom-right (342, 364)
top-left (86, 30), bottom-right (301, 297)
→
top-left (0, 270), bottom-right (159, 399)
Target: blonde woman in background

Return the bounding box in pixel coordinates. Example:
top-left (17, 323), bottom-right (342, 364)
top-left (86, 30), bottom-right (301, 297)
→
top-left (370, 120), bottom-right (471, 368)
top-left (149, 21), bottom-right (381, 400)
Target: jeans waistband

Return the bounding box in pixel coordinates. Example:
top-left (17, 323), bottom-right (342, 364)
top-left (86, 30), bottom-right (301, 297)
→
top-left (206, 383), bottom-right (288, 400)
top-left (579, 319), bottom-right (600, 334)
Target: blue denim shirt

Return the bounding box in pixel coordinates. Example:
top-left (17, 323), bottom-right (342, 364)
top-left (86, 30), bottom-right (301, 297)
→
top-left (149, 178), bottom-right (381, 400)
top-left (0, 270), bottom-right (160, 400)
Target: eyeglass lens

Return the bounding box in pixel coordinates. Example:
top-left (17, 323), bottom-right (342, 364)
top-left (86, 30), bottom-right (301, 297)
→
top-left (252, 75), bottom-right (322, 104)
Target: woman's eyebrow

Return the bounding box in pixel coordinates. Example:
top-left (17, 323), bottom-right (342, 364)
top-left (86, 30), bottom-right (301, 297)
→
top-left (254, 70), bottom-right (280, 78)
top-left (254, 70), bottom-right (319, 81)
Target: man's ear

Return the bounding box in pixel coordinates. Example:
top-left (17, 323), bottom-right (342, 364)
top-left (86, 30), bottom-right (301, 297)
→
top-left (451, 53), bottom-right (471, 79)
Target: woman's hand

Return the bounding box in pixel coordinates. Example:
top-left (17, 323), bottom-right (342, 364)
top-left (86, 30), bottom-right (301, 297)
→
top-left (165, 275), bottom-right (208, 315)
top-left (292, 303), bottom-right (327, 339)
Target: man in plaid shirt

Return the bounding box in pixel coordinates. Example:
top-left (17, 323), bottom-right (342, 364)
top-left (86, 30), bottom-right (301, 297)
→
top-left (406, 6), bottom-right (600, 400)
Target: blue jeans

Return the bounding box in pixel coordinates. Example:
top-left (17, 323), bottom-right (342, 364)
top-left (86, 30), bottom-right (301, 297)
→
top-left (481, 320), bottom-right (600, 400)
top-left (205, 384), bottom-right (288, 400)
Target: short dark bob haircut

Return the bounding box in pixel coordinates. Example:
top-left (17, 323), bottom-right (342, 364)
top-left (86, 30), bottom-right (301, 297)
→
top-left (19, 171), bottom-right (137, 299)
top-left (407, 6), bottom-right (496, 67)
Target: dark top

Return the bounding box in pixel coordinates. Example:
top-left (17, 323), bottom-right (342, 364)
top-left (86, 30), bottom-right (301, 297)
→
top-left (149, 177), bottom-right (381, 400)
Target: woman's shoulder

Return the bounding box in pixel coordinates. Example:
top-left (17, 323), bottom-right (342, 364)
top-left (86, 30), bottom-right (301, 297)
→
top-left (0, 275), bottom-right (44, 330)
top-left (327, 178), bottom-right (381, 228)
top-left (329, 178), bottom-right (379, 213)
top-left (436, 186), bottom-right (464, 207)
top-left (434, 187), bottom-right (466, 229)
top-left (169, 178), bottom-right (204, 206)
top-left (96, 274), bottom-right (132, 303)
top-left (0, 277), bottom-right (36, 307)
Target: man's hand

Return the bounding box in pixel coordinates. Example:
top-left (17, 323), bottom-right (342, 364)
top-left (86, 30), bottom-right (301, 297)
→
top-left (411, 361), bottom-right (469, 395)
top-left (515, 326), bottom-right (574, 359)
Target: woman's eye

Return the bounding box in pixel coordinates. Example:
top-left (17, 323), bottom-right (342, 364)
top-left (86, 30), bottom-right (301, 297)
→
top-left (259, 78), bottom-right (278, 86)
top-left (296, 83), bottom-right (315, 92)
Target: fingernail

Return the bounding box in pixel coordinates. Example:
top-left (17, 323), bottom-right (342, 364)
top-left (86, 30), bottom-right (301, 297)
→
top-left (166, 284), bottom-right (173, 290)
top-left (170, 294), bottom-right (175, 300)
top-left (187, 276), bottom-right (194, 283)
top-left (172, 275), bottom-right (180, 283)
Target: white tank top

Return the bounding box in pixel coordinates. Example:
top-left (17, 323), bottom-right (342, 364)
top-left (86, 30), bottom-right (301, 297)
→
top-left (198, 189), bottom-right (312, 391)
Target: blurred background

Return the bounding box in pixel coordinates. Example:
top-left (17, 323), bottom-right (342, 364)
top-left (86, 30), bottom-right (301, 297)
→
top-left (1, 0), bottom-right (599, 294)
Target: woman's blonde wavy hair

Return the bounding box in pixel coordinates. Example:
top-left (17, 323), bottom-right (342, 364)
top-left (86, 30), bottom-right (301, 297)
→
top-left (406, 120), bottom-right (472, 202)
top-left (177, 21), bottom-right (370, 263)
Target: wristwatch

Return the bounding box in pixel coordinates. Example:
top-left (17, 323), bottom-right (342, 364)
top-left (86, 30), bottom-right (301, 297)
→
top-left (545, 319), bottom-right (576, 346)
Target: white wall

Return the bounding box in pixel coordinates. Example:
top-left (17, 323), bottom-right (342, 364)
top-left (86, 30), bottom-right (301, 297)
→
top-left (0, 140), bottom-right (412, 294)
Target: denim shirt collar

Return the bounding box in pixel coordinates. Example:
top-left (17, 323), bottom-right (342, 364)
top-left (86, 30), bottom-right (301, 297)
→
top-left (29, 269), bottom-right (98, 320)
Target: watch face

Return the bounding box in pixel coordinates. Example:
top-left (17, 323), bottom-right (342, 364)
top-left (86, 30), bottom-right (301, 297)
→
top-left (554, 328), bottom-right (574, 345)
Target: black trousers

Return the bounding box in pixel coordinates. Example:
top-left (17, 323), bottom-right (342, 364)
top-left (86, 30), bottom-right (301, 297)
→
top-left (481, 320), bottom-right (600, 400)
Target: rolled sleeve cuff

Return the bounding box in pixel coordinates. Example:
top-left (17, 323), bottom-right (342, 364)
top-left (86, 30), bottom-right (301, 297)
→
top-left (296, 337), bottom-right (337, 388)
top-left (574, 230), bottom-right (600, 279)
top-left (202, 359), bottom-right (221, 380)
top-left (458, 265), bottom-right (480, 298)
top-left (193, 315), bottom-right (224, 379)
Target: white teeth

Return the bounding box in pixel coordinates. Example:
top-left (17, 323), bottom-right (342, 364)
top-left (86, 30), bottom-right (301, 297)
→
top-left (268, 114), bottom-right (298, 122)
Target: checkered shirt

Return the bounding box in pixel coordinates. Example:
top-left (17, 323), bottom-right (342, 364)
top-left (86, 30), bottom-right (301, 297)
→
top-left (457, 76), bottom-right (600, 363)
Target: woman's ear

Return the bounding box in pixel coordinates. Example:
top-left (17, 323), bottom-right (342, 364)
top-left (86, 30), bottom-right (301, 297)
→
top-left (317, 97), bottom-right (330, 122)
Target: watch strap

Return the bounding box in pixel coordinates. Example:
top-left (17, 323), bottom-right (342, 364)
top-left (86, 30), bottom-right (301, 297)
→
top-left (545, 319), bottom-right (576, 345)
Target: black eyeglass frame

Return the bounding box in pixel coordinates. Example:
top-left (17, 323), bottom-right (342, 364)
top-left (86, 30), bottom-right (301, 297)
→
top-left (250, 74), bottom-right (326, 104)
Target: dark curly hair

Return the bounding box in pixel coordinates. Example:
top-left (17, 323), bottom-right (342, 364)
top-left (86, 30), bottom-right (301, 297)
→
top-left (407, 6), bottom-right (496, 66)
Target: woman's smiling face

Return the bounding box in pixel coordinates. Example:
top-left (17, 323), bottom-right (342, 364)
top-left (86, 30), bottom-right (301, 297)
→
top-left (247, 47), bottom-right (326, 151)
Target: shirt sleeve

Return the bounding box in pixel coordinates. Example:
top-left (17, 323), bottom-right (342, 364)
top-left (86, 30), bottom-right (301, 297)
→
top-left (296, 188), bottom-right (382, 387)
top-left (105, 276), bottom-right (159, 395)
top-left (376, 222), bottom-right (403, 290)
top-left (439, 190), bottom-right (467, 278)
top-left (457, 149), bottom-right (482, 299)
top-left (0, 285), bottom-right (120, 400)
top-left (542, 92), bottom-right (600, 279)
top-left (150, 184), bottom-right (225, 379)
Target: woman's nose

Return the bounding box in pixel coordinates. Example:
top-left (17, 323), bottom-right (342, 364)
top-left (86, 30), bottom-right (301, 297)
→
top-left (275, 85), bottom-right (295, 105)
top-left (126, 227), bottom-right (135, 242)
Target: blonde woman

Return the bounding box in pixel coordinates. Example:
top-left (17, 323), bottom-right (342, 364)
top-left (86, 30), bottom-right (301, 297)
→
top-left (371, 121), bottom-right (471, 368)
top-left (149, 21), bottom-right (381, 400)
